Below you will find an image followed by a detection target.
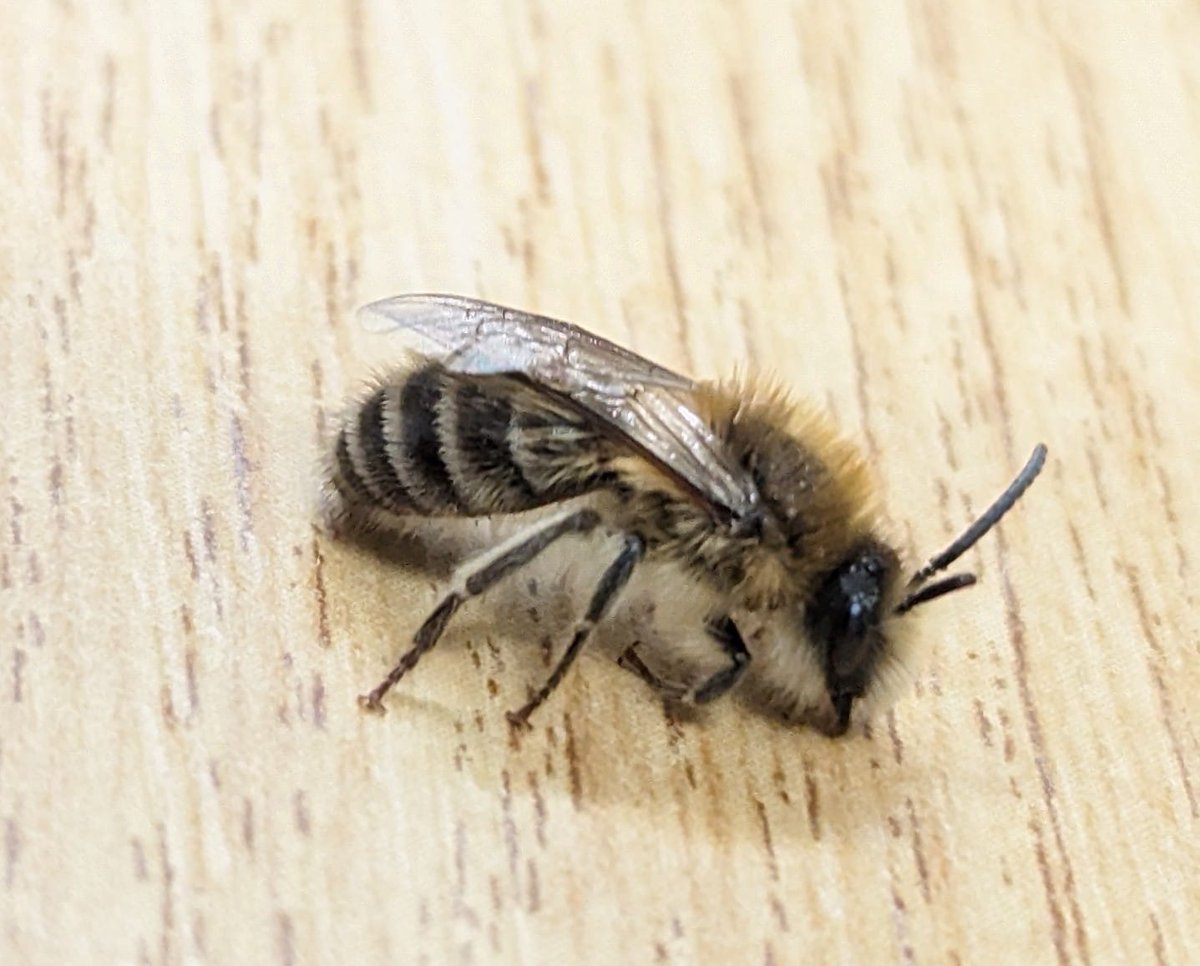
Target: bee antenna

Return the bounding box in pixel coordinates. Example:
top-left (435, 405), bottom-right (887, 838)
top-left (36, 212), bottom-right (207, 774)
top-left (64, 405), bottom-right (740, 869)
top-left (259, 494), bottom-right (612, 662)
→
top-left (896, 573), bottom-right (977, 614)
top-left (908, 443), bottom-right (1047, 587)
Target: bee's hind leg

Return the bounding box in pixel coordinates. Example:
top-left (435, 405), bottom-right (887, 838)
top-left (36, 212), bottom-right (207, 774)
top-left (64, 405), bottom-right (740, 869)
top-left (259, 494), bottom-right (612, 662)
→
top-left (359, 507), bottom-right (602, 713)
top-left (506, 532), bottom-right (646, 729)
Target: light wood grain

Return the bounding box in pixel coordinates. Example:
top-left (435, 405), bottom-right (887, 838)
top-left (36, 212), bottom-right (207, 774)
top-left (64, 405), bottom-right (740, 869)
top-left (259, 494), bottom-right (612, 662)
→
top-left (3, 2), bottom-right (1199, 963)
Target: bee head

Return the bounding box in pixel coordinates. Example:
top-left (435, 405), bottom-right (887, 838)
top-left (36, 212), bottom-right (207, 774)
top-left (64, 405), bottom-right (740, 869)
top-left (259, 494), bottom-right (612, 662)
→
top-left (805, 541), bottom-right (901, 735)
top-left (804, 444), bottom-right (1047, 736)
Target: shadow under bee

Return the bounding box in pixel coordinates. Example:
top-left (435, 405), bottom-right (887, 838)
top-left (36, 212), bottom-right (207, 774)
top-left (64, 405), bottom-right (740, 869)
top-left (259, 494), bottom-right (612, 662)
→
top-left (319, 513), bottom-right (954, 848)
top-left (326, 504), bottom-right (898, 736)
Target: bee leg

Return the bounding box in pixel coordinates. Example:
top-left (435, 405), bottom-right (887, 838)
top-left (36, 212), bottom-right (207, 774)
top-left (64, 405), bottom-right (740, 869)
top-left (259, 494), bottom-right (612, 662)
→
top-left (616, 647), bottom-right (688, 701)
top-left (359, 507), bottom-right (602, 713)
top-left (687, 615), bottom-right (751, 704)
top-left (617, 616), bottom-right (749, 706)
top-left (507, 532), bottom-right (646, 728)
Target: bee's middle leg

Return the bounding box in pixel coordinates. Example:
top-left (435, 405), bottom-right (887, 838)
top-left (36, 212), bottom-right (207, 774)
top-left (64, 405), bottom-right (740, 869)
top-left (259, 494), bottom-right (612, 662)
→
top-left (359, 507), bottom-right (602, 713)
top-left (507, 532), bottom-right (646, 728)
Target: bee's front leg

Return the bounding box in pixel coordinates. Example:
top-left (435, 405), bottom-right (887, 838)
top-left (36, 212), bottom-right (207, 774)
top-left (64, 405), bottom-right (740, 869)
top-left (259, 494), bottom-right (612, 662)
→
top-left (617, 615), bottom-right (750, 706)
top-left (688, 615), bottom-right (751, 704)
top-left (616, 646), bottom-right (689, 701)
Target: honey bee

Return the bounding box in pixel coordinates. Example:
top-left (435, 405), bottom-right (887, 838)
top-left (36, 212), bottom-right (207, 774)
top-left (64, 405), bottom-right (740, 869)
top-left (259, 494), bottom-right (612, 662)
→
top-left (327, 294), bottom-right (1045, 736)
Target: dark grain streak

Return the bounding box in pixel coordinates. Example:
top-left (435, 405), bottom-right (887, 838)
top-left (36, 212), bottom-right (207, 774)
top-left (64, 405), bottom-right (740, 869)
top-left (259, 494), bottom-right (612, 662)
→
top-left (525, 859), bottom-right (540, 913)
top-left (236, 323), bottom-right (252, 401)
top-left (997, 198), bottom-right (1028, 312)
top-left (200, 501), bottom-right (218, 564)
top-left (12, 649), bottom-right (25, 703)
top-left (312, 534), bottom-right (331, 648)
top-left (241, 799), bottom-right (255, 854)
top-left (277, 911), bottom-right (296, 966)
top-left (962, 191), bottom-right (1093, 959)
top-left (1078, 449), bottom-right (1110, 514)
top-left (769, 895), bottom-right (789, 932)
top-left (1122, 564), bottom-right (1198, 817)
top-left (453, 820), bottom-right (480, 928)
top-left (884, 246), bottom-right (910, 334)
top-left (161, 687), bottom-right (177, 729)
top-left (183, 531), bottom-right (200, 582)
top-left (958, 209), bottom-right (1015, 457)
top-left (905, 797), bottom-right (931, 903)
top-left (158, 825), bottom-right (176, 966)
top-left (312, 674), bottom-right (326, 728)
top-left (131, 838), bottom-right (148, 881)
top-left (728, 74), bottom-right (772, 244)
top-left (27, 613), bottom-right (44, 649)
top-left (48, 459), bottom-right (64, 508)
top-left (889, 880), bottom-right (915, 966)
top-left (229, 415), bottom-right (253, 551)
top-left (802, 769), bottom-right (821, 839)
top-left (937, 412), bottom-right (959, 473)
top-left (754, 798), bottom-right (779, 882)
top-left (522, 80), bottom-right (551, 204)
top-left (833, 266), bottom-right (879, 459)
top-left (815, 144), bottom-right (844, 220)
top-left (528, 772), bottom-right (547, 848)
top-left (646, 98), bottom-right (695, 370)
top-left (1063, 53), bottom-right (1131, 315)
top-left (998, 708), bottom-right (1016, 763)
top-left (3, 819), bottom-right (19, 887)
top-left (1065, 522), bottom-right (1097, 602)
top-left (1030, 819), bottom-right (1070, 966)
top-left (1149, 913), bottom-right (1167, 966)
top-left (8, 492), bottom-right (22, 547)
top-left (973, 699), bottom-right (993, 747)
top-left (886, 710), bottom-right (905, 765)
top-left (311, 360), bottom-right (327, 445)
top-left (100, 55), bottom-right (115, 149)
top-left (345, 0), bottom-right (372, 107)
top-left (500, 770), bottom-right (519, 892)
top-left (997, 526), bottom-right (1092, 964)
top-left (185, 648), bottom-right (199, 716)
top-left (562, 713), bottom-right (583, 809)
top-left (293, 791), bottom-right (310, 837)
top-left (53, 294), bottom-right (70, 353)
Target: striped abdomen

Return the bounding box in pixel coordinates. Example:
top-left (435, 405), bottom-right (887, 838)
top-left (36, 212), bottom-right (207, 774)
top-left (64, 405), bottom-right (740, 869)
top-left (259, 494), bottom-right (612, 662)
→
top-left (330, 361), bottom-right (618, 521)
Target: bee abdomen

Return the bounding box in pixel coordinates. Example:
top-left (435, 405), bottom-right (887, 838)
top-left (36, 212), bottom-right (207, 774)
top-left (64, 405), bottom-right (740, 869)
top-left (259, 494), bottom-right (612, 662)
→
top-left (332, 363), bottom-right (613, 521)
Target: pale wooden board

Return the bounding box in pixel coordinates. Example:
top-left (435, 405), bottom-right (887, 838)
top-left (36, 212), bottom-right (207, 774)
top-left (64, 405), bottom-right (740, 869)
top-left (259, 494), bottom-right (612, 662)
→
top-left (2, 2), bottom-right (1198, 963)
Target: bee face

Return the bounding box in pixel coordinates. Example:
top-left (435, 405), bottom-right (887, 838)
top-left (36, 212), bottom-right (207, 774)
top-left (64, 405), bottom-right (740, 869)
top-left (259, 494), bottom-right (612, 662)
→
top-left (804, 542), bottom-right (901, 735)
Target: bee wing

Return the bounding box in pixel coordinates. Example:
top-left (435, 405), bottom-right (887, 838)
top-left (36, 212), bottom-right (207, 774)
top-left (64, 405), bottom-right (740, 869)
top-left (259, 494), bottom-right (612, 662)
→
top-left (359, 294), bottom-right (761, 520)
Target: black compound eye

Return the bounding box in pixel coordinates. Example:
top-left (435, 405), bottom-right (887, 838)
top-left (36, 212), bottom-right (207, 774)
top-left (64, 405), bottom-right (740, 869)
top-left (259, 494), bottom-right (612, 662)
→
top-left (840, 558), bottom-right (883, 604)
top-left (807, 546), bottom-right (894, 697)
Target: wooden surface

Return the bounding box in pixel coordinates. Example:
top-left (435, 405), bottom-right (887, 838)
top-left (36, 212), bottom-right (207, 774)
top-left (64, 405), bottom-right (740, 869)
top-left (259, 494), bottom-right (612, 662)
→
top-left (3, 2), bottom-right (1198, 963)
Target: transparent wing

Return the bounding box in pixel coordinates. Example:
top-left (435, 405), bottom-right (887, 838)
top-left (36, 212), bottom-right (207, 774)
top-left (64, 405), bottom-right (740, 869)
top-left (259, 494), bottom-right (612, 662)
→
top-left (359, 294), bottom-right (760, 519)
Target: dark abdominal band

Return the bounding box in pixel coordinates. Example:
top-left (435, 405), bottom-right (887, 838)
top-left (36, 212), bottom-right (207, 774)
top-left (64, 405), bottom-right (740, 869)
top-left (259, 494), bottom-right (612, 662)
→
top-left (334, 364), bottom-right (610, 520)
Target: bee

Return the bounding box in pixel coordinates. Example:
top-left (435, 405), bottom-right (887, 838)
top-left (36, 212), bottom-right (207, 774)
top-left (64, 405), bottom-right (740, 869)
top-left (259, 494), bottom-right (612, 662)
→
top-left (327, 294), bottom-right (1045, 736)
